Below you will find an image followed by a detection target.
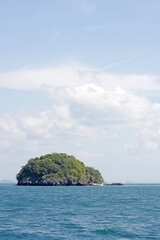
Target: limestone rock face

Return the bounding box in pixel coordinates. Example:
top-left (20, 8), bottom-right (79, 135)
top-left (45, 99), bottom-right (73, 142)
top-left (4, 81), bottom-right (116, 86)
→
top-left (17, 177), bottom-right (90, 186)
top-left (16, 153), bottom-right (103, 186)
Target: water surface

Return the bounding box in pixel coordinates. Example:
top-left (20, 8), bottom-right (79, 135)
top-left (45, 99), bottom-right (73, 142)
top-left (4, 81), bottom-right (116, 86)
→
top-left (0, 184), bottom-right (160, 239)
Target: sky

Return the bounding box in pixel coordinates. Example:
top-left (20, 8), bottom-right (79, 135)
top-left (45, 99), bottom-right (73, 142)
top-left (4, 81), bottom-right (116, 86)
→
top-left (0, 0), bottom-right (160, 183)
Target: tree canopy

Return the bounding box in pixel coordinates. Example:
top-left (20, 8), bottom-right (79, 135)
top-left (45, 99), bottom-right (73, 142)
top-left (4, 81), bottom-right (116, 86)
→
top-left (16, 153), bottom-right (103, 185)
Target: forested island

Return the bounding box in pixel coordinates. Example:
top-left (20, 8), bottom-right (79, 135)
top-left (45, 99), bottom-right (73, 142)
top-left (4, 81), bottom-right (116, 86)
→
top-left (16, 153), bottom-right (104, 186)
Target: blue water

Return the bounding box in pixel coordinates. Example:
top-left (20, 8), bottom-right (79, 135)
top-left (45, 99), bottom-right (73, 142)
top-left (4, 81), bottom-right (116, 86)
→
top-left (0, 185), bottom-right (160, 239)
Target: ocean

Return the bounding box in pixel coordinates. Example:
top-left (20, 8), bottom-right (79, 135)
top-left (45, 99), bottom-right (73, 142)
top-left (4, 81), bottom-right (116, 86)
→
top-left (0, 184), bottom-right (160, 239)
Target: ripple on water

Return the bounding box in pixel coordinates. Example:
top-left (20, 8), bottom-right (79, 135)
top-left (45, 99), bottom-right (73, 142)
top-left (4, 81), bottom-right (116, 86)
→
top-left (1, 185), bottom-right (160, 240)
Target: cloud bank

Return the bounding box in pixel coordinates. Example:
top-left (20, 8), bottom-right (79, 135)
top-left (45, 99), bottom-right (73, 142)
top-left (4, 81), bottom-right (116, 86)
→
top-left (0, 64), bottom-right (159, 92)
top-left (1, 64), bottom-right (160, 182)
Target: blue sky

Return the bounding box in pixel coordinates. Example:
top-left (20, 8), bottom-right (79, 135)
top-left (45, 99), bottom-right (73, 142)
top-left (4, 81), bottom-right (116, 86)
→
top-left (0, 0), bottom-right (160, 182)
top-left (1, 0), bottom-right (159, 74)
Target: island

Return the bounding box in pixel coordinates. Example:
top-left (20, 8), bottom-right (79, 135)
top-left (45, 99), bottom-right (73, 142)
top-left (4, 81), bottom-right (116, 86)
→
top-left (16, 153), bottom-right (104, 186)
top-left (104, 183), bottom-right (123, 186)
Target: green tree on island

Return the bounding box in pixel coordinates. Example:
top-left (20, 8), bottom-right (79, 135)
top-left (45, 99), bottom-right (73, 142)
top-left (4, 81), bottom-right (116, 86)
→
top-left (16, 153), bottom-right (104, 186)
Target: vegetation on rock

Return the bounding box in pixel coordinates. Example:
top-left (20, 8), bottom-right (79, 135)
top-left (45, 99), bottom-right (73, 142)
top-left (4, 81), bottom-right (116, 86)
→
top-left (16, 153), bottom-right (103, 186)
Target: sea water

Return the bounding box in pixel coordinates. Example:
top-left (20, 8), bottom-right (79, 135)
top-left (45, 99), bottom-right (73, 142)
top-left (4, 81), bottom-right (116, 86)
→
top-left (0, 184), bottom-right (160, 239)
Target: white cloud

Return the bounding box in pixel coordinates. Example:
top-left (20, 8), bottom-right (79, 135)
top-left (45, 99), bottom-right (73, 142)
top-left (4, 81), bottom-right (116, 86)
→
top-left (0, 65), bottom-right (85, 91)
top-left (123, 144), bottom-right (138, 152)
top-left (141, 127), bottom-right (160, 151)
top-left (144, 140), bottom-right (159, 151)
top-left (1, 66), bottom-right (160, 153)
top-left (45, 83), bottom-right (160, 130)
top-left (0, 64), bottom-right (159, 93)
top-left (0, 82), bottom-right (160, 155)
top-left (72, 0), bottom-right (96, 15)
